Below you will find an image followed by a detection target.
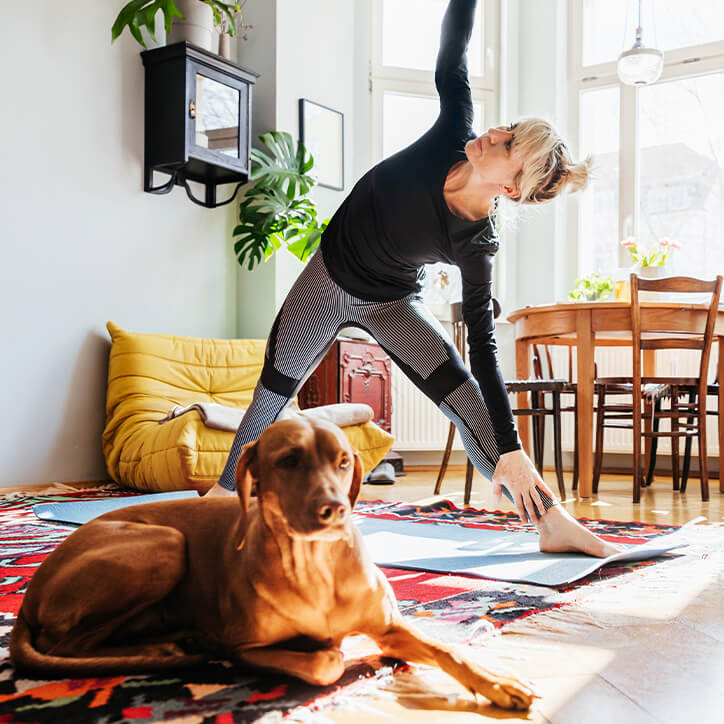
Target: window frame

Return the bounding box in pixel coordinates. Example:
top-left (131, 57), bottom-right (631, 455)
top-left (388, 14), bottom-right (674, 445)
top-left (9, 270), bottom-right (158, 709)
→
top-left (370, 78), bottom-right (495, 161)
top-left (568, 0), bottom-right (724, 271)
top-left (370, 0), bottom-right (500, 164)
top-left (369, 0), bottom-right (502, 302)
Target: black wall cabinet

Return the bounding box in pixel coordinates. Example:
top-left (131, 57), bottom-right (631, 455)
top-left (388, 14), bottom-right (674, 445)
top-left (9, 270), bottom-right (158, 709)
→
top-left (141, 42), bottom-right (259, 208)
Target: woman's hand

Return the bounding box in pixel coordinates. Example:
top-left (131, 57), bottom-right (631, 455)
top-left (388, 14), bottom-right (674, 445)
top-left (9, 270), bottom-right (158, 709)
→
top-left (492, 449), bottom-right (555, 523)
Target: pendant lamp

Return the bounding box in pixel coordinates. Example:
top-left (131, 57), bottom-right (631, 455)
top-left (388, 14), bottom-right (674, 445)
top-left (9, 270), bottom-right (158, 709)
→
top-left (617, 0), bottom-right (664, 86)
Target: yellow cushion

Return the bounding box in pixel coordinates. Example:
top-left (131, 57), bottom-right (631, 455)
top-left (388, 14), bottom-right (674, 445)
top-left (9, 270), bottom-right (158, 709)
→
top-left (103, 322), bottom-right (394, 492)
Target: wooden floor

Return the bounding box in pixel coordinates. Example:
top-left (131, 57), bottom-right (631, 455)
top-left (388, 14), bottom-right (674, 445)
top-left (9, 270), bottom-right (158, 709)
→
top-left (331, 466), bottom-right (724, 724)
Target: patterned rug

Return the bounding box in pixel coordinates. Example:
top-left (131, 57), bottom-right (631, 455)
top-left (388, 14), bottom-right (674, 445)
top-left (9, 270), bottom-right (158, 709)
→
top-left (0, 491), bottom-right (680, 723)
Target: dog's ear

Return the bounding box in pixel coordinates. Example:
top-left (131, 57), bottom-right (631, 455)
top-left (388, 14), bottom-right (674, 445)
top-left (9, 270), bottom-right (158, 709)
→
top-left (235, 440), bottom-right (259, 521)
top-left (348, 451), bottom-right (364, 509)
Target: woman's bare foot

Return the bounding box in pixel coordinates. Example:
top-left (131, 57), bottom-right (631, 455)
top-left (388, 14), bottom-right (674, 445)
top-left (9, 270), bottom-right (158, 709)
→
top-left (535, 505), bottom-right (624, 558)
top-left (205, 482), bottom-right (237, 498)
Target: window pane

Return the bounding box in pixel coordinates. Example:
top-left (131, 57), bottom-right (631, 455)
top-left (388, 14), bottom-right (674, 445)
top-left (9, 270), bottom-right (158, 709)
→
top-left (579, 86), bottom-right (620, 274)
top-left (382, 0), bottom-right (483, 75)
top-left (582, 0), bottom-right (630, 67)
top-left (638, 72), bottom-right (724, 278)
top-left (583, 0), bottom-right (724, 67)
top-left (382, 91), bottom-right (483, 158)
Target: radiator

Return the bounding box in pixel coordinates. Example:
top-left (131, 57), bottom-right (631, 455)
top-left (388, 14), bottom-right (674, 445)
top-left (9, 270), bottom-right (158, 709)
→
top-left (391, 349), bottom-right (719, 456)
top-left (391, 368), bottom-right (463, 451)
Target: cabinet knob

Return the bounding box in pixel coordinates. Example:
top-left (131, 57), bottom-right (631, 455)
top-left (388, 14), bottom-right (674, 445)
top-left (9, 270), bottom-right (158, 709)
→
top-left (189, 100), bottom-right (196, 119)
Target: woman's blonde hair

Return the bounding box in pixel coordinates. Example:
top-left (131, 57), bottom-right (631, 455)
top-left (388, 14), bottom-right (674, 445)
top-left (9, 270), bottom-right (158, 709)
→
top-left (510, 117), bottom-right (591, 205)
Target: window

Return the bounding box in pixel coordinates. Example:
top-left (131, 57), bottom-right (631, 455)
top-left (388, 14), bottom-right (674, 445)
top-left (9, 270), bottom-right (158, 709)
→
top-left (370, 0), bottom-right (498, 162)
top-left (581, 0), bottom-right (724, 68)
top-left (578, 86), bottom-right (620, 273)
top-left (570, 0), bottom-right (724, 279)
top-left (638, 73), bottom-right (724, 275)
top-left (370, 0), bottom-right (500, 301)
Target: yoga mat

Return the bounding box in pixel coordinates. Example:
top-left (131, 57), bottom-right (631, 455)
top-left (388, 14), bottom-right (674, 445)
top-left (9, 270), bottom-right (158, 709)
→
top-left (33, 490), bottom-right (200, 526)
top-left (356, 516), bottom-right (686, 586)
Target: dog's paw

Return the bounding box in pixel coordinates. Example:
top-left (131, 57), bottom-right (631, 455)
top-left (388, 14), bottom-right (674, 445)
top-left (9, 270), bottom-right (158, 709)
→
top-left (480, 677), bottom-right (536, 711)
top-left (147, 642), bottom-right (187, 658)
top-left (463, 663), bottom-right (537, 711)
top-left (308, 649), bottom-right (345, 687)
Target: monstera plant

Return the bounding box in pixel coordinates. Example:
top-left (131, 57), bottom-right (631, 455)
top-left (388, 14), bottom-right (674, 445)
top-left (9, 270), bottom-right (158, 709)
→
top-left (233, 131), bottom-right (329, 271)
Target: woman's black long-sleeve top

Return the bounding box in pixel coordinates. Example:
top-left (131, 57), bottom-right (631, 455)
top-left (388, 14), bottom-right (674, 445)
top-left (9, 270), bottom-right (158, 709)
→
top-left (320, 0), bottom-right (521, 454)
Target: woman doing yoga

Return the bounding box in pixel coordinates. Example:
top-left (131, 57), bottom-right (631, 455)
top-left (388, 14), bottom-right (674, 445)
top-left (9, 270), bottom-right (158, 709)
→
top-left (209, 0), bottom-right (620, 558)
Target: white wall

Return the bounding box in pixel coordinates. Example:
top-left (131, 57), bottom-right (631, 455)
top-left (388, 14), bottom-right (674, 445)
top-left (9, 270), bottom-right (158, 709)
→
top-left (0, 3), bottom-right (238, 486)
top-left (235, 0), bottom-right (358, 338)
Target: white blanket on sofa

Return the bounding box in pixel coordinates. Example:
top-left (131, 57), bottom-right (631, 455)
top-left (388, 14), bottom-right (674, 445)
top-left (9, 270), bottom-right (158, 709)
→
top-left (158, 401), bottom-right (374, 431)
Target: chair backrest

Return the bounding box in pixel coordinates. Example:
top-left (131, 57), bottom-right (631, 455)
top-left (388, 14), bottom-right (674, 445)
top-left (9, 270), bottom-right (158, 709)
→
top-left (629, 273), bottom-right (723, 397)
top-left (452, 299), bottom-right (574, 382)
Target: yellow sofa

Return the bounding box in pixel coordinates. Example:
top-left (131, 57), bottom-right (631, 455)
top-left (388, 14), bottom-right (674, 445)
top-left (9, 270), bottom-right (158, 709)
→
top-left (103, 322), bottom-right (395, 493)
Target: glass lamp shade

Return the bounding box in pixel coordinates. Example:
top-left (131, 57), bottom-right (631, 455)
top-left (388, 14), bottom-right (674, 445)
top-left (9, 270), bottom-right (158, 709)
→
top-left (617, 46), bottom-right (664, 86)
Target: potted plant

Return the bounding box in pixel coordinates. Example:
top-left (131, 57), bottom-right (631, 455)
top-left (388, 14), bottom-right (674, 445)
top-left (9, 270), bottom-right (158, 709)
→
top-left (111, 0), bottom-right (244, 52)
top-left (568, 272), bottom-right (614, 302)
top-left (233, 131), bottom-right (329, 271)
top-left (620, 236), bottom-right (680, 278)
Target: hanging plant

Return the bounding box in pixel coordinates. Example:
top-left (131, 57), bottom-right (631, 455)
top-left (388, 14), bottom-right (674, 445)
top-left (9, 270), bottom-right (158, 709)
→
top-left (233, 132), bottom-right (329, 271)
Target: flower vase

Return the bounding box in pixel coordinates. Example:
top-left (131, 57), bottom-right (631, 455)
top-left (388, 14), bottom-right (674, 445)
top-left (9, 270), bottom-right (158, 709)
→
top-left (218, 31), bottom-right (231, 59)
top-left (637, 265), bottom-right (669, 301)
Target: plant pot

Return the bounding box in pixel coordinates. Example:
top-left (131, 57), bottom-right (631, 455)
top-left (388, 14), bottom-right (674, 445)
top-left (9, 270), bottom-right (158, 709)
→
top-left (167, 0), bottom-right (214, 51)
top-left (637, 264), bottom-right (668, 280)
top-left (637, 265), bottom-right (669, 301)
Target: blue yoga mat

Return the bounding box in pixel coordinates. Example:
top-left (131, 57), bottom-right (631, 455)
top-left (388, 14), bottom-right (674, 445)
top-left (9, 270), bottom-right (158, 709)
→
top-left (356, 516), bottom-right (686, 587)
top-left (33, 494), bottom-right (684, 586)
top-left (33, 490), bottom-right (200, 526)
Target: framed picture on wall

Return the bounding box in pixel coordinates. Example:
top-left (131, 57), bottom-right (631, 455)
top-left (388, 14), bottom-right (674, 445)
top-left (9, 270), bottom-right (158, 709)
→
top-left (299, 98), bottom-right (344, 191)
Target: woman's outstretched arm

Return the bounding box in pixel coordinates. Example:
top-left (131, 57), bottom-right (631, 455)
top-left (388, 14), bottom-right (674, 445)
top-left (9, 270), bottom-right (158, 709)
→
top-left (435, 0), bottom-right (476, 127)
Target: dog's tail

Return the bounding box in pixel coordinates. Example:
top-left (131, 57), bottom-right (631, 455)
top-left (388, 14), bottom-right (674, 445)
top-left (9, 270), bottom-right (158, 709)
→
top-left (9, 611), bottom-right (207, 676)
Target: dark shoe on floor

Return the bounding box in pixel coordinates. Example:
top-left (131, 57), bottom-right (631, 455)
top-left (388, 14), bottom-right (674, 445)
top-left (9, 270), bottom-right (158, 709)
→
top-left (364, 462), bottom-right (396, 485)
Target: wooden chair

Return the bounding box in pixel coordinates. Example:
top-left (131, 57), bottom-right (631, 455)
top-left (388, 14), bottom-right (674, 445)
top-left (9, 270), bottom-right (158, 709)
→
top-left (680, 373), bottom-right (719, 491)
top-left (593, 274), bottom-right (723, 503)
top-left (435, 301), bottom-right (573, 504)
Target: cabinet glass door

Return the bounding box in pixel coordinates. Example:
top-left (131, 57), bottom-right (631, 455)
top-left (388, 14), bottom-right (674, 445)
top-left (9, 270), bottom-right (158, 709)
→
top-left (194, 74), bottom-right (240, 158)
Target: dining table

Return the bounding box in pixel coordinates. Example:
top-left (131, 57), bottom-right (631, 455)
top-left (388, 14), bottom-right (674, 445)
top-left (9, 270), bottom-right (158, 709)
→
top-left (507, 300), bottom-right (724, 499)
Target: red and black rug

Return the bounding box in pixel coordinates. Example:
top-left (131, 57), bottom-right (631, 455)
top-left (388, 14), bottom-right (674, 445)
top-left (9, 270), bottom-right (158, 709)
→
top-left (0, 491), bottom-right (679, 723)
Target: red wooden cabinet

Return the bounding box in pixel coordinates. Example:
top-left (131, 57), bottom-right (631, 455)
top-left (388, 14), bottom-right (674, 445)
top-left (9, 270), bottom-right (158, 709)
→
top-left (298, 339), bottom-right (392, 433)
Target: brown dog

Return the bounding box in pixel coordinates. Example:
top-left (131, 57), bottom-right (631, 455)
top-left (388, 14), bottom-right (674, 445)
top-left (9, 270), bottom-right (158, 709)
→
top-left (11, 417), bottom-right (534, 710)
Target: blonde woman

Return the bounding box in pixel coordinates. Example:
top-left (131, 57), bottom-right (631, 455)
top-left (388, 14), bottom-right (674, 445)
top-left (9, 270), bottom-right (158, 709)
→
top-left (209, 0), bottom-right (618, 558)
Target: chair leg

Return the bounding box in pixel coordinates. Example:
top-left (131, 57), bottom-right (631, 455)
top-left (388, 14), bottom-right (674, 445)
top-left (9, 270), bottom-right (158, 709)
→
top-left (643, 397), bottom-right (653, 486)
top-left (532, 394), bottom-right (544, 474)
top-left (464, 459), bottom-right (474, 506)
top-left (633, 393), bottom-right (642, 504)
top-left (699, 409), bottom-right (710, 502)
top-left (552, 391), bottom-right (565, 500)
top-left (671, 388), bottom-right (680, 491)
top-left (572, 398), bottom-right (579, 492)
top-left (435, 421), bottom-right (456, 495)
top-left (681, 390), bottom-right (695, 493)
top-left (645, 398), bottom-right (661, 487)
top-left (593, 387), bottom-right (606, 495)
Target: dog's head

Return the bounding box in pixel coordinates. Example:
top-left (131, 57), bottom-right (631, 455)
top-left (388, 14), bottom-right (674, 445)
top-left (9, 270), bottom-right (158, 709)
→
top-left (234, 417), bottom-right (363, 537)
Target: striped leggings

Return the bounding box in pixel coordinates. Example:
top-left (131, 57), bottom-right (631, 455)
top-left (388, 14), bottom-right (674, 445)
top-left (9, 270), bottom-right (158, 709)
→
top-left (218, 250), bottom-right (556, 512)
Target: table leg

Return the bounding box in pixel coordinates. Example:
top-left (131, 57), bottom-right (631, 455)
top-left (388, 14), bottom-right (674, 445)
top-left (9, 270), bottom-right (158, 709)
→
top-left (516, 338), bottom-right (532, 456)
top-left (576, 310), bottom-right (595, 498)
top-left (718, 338), bottom-right (724, 493)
